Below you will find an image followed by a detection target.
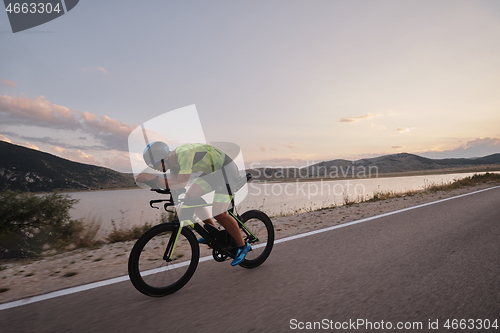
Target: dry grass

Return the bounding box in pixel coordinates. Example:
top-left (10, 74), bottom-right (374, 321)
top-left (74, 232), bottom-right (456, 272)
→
top-left (424, 172), bottom-right (500, 192)
top-left (368, 188), bottom-right (419, 202)
top-left (366, 172), bottom-right (500, 203)
top-left (72, 215), bottom-right (103, 249)
top-left (342, 192), bottom-right (357, 206)
top-left (272, 172), bottom-right (500, 216)
top-left (104, 212), bottom-right (172, 243)
top-left (105, 220), bottom-right (153, 243)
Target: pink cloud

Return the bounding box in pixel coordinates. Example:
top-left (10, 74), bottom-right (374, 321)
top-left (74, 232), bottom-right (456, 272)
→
top-left (18, 142), bottom-right (40, 150)
top-left (102, 151), bottom-right (132, 172)
top-left (0, 134), bottom-right (39, 150)
top-left (340, 113), bottom-right (380, 123)
top-left (396, 127), bottom-right (413, 133)
top-left (464, 137), bottom-right (500, 148)
top-left (49, 146), bottom-right (99, 165)
top-left (0, 95), bottom-right (80, 129)
top-left (0, 134), bottom-right (12, 143)
top-left (0, 94), bottom-right (136, 151)
top-left (79, 113), bottom-right (133, 138)
top-left (420, 137), bottom-right (500, 159)
top-left (51, 146), bottom-right (65, 153)
top-left (0, 79), bottom-right (16, 88)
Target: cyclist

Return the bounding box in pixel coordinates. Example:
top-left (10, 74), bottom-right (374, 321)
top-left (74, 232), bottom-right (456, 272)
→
top-left (136, 141), bottom-right (252, 266)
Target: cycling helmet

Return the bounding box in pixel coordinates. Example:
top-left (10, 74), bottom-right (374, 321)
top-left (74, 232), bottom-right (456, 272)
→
top-left (143, 141), bottom-right (170, 169)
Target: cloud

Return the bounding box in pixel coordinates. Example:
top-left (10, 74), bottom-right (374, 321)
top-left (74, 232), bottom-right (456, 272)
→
top-left (81, 67), bottom-right (109, 74)
top-left (370, 123), bottom-right (387, 130)
top-left (1, 131), bottom-right (107, 150)
top-left (466, 137), bottom-right (500, 148)
top-left (284, 142), bottom-right (296, 149)
top-left (419, 137), bottom-right (500, 159)
top-left (340, 113), bottom-right (380, 123)
top-left (0, 95), bottom-right (80, 130)
top-left (78, 111), bottom-right (135, 151)
top-left (395, 127), bottom-right (412, 133)
top-left (391, 145), bottom-right (404, 149)
top-left (259, 146), bottom-right (280, 152)
top-left (49, 146), bottom-right (99, 165)
top-left (0, 79), bottom-right (16, 88)
top-left (102, 150), bottom-right (132, 172)
top-left (18, 142), bottom-right (40, 150)
top-left (0, 95), bottom-right (136, 151)
top-left (0, 133), bottom-right (40, 150)
top-left (0, 134), bottom-right (12, 143)
top-left (50, 145), bottom-right (65, 153)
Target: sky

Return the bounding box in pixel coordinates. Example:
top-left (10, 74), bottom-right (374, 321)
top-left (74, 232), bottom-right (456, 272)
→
top-left (1, 1), bottom-right (500, 172)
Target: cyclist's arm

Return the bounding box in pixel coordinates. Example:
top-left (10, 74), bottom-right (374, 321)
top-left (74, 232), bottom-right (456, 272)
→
top-left (166, 173), bottom-right (190, 190)
top-left (135, 172), bottom-right (189, 190)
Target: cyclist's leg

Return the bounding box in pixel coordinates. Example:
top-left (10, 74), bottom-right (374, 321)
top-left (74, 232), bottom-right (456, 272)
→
top-left (190, 164), bottom-right (246, 249)
top-left (213, 202), bottom-right (245, 247)
top-left (213, 201), bottom-right (251, 266)
top-left (211, 160), bottom-right (245, 247)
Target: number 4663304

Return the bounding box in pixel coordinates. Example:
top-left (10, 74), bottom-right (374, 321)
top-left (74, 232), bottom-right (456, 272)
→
top-left (6, 2), bottom-right (62, 14)
top-left (443, 319), bottom-right (498, 330)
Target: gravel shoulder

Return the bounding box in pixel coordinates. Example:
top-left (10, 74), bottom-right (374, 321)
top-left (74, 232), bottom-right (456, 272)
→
top-left (0, 183), bottom-right (497, 304)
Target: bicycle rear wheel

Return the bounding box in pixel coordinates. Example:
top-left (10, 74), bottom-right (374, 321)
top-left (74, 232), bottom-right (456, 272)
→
top-left (238, 210), bottom-right (274, 268)
top-left (128, 222), bottom-right (199, 296)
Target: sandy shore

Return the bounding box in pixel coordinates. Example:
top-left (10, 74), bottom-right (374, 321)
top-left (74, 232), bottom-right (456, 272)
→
top-left (0, 182), bottom-right (498, 304)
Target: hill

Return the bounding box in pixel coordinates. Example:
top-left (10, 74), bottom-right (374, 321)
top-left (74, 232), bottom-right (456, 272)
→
top-left (249, 152), bottom-right (500, 180)
top-left (2, 141), bottom-right (499, 188)
top-left (0, 141), bottom-right (135, 192)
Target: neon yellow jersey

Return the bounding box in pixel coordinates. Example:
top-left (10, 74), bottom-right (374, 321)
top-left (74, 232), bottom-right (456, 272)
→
top-left (171, 143), bottom-right (226, 175)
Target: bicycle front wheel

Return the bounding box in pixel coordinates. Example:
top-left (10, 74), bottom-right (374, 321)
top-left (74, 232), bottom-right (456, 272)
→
top-left (128, 222), bottom-right (199, 297)
top-left (238, 210), bottom-right (274, 269)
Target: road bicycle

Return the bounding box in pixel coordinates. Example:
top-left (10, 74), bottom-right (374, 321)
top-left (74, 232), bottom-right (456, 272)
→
top-left (128, 174), bottom-right (274, 297)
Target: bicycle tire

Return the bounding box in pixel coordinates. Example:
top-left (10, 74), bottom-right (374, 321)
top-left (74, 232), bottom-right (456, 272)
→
top-left (238, 210), bottom-right (274, 269)
top-left (128, 222), bottom-right (199, 296)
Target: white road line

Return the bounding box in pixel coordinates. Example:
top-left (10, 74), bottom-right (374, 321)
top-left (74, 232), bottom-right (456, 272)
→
top-left (0, 256), bottom-right (213, 311)
top-left (1, 185), bottom-right (499, 311)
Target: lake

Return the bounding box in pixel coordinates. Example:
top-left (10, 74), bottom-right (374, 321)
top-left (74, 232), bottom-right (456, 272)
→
top-left (66, 171), bottom-right (496, 233)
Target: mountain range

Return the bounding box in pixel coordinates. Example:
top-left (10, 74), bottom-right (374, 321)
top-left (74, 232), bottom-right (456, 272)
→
top-left (248, 152), bottom-right (500, 180)
top-left (0, 141), bottom-right (135, 192)
top-left (1, 141), bottom-right (499, 191)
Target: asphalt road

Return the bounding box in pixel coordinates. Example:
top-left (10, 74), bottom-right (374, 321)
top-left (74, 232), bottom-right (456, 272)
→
top-left (1, 187), bottom-right (499, 332)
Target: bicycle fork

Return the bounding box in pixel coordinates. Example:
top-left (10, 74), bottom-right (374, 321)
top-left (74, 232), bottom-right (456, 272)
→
top-left (162, 220), bottom-right (221, 261)
top-left (162, 220), bottom-right (196, 262)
